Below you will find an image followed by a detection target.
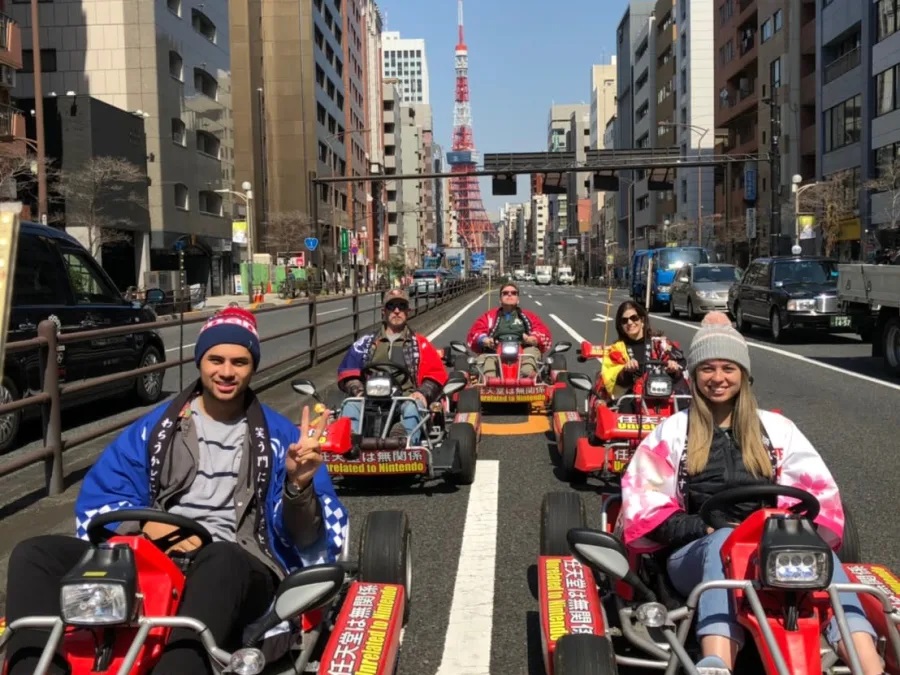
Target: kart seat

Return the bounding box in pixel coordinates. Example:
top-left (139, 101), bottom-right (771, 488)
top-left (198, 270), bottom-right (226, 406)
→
top-left (277, 563), bottom-right (346, 596)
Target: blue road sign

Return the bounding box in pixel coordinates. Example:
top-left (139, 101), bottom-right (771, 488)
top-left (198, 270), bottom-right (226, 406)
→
top-left (304, 237), bottom-right (319, 251)
top-left (174, 239), bottom-right (186, 252)
top-left (471, 253), bottom-right (485, 270)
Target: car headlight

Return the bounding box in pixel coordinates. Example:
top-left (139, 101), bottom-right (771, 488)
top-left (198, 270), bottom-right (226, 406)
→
top-left (658, 285), bottom-right (671, 293)
top-left (365, 376), bottom-right (392, 398)
top-left (61, 583), bottom-right (130, 625)
top-left (759, 516), bottom-right (833, 590)
top-left (695, 290), bottom-right (711, 299)
top-left (787, 299), bottom-right (815, 311)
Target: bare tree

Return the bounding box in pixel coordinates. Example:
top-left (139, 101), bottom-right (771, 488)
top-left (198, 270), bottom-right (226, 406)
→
top-left (55, 156), bottom-right (147, 258)
top-left (800, 169), bottom-right (858, 256)
top-left (261, 210), bottom-right (311, 254)
top-left (0, 153), bottom-right (37, 195)
top-left (865, 156), bottom-right (900, 230)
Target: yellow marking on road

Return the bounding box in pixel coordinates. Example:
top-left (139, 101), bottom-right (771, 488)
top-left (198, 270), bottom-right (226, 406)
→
top-left (480, 415), bottom-right (550, 436)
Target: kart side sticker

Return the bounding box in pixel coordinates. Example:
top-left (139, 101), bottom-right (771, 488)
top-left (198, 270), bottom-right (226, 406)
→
top-left (616, 414), bottom-right (663, 432)
top-left (845, 564), bottom-right (900, 612)
top-left (538, 556), bottom-right (605, 648)
top-left (321, 582), bottom-right (404, 675)
top-left (481, 386), bottom-right (546, 403)
top-left (323, 449), bottom-right (427, 475)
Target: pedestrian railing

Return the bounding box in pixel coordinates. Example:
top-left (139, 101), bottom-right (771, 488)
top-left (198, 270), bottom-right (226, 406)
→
top-left (0, 279), bottom-right (486, 496)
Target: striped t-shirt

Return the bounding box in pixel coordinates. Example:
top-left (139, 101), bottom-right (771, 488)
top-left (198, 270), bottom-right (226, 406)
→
top-left (168, 398), bottom-right (245, 542)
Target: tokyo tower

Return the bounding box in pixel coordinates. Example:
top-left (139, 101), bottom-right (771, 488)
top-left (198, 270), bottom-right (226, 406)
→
top-left (446, 0), bottom-right (493, 253)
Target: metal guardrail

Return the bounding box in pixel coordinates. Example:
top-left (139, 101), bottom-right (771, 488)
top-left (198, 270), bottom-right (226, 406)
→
top-left (0, 278), bottom-right (486, 496)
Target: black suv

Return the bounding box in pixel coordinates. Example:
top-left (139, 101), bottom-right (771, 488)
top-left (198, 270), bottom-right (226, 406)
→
top-left (1, 222), bottom-right (167, 452)
top-left (726, 256), bottom-right (850, 342)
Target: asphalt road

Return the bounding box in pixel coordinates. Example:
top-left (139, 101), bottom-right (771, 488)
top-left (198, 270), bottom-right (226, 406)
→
top-left (3, 284), bottom-right (899, 674)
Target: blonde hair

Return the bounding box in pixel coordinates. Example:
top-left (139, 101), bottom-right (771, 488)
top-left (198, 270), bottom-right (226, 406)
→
top-left (685, 371), bottom-right (772, 478)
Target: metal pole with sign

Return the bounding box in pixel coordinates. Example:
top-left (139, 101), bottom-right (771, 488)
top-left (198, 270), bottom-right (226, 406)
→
top-left (0, 202), bottom-right (22, 379)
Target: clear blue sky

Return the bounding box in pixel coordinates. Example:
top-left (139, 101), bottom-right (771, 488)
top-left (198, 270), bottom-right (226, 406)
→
top-left (377, 0), bottom-right (627, 220)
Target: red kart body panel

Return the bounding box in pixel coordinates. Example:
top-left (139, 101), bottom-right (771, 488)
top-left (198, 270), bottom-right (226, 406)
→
top-left (537, 556), bottom-right (606, 675)
top-left (465, 344), bottom-right (566, 407)
top-left (319, 582), bottom-right (405, 675)
top-left (844, 564), bottom-right (900, 673)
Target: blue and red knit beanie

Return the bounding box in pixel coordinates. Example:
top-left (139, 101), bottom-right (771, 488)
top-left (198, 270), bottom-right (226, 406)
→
top-left (194, 307), bottom-right (261, 370)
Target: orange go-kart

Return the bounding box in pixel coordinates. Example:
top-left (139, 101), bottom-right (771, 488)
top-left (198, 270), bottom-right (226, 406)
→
top-left (536, 485), bottom-right (900, 675)
top-left (0, 420), bottom-right (412, 675)
top-left (550, 338), bottom-right (691, 483)
top-left (442, 337), bottom-right (574, 413)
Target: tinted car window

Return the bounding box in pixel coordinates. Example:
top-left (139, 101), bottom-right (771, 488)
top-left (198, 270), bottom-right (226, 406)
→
top-left (413, 270), bottom-right (439, 279)
top-left (59, 246), bottom-right (122, 304)
top-left (12, 235), bottom-right (69, 306)
top-left (693, 266), bottom-right (740, 282)
top-left (772, 260), bottom-right (838, 286)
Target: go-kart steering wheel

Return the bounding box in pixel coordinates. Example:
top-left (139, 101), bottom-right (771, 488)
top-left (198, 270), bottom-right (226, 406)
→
top-left (361, 363), bottom-right (413, 389)
top-left (87, 508), bottom-right (214, 552)
top-left (698, 485), bottom-right (821, 531)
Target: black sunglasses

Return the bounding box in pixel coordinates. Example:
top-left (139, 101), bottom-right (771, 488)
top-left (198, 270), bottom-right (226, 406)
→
top-left (620, 314), bottom-right (642, 324)
top-left (385, 303), bottom-right (409, 312)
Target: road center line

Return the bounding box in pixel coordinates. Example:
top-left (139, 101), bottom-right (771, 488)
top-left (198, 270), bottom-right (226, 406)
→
top-left (165, 342), bottom-right (196, 353)
top-left (428, 291), bottom-right (489, 341)
top-left (549, 313), bottom-right (587, 344)
top-left (534, 300), bottom-right (543, 306)
top-left (436, 458), bottom-right (499, 675)
top-left (651, 314), bottom-right (900, 393)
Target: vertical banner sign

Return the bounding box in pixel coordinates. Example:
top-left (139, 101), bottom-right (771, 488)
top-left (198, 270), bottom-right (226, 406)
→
top-left (340, 229), bottom-right (350, 253)
top-left (0, 203), bottom-right (22, 380)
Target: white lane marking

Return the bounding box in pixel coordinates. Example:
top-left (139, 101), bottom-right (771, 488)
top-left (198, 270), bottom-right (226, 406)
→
top-left (318, 307), bottom-right (348, 316)
top-left (535, 300), bottom-right (543, 306)
top-left (549, 313), bottom-right (587, 344)
top-left (651, 314), bottom-right (900, 393)
top-left (436, 459), bottom-right (499, 675)
top-left (592, 314), bottom-right (610, 322)
top-left (165, 342), bottom-right (196, 353)
top-left (576, 294), bottom-right (584, 299)
top-left (428, 291), bottom-right (489, 341)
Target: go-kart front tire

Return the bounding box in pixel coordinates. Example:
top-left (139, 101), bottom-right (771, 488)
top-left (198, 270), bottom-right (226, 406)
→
top-left (838, 502), bottom-right (862, 563)
top-left (553, 634), bottom-right (618, 674)
top-left (446, 422), bottom-right (478, 485)
top-left (552, 386), bottom-right (578, 413)
top-left (456, 388), bottom-right (481, 413)
top-left (358, 510), bottom-right (412, 623)
top-left (540, 491), bottom-right (586, 556)
top-left (560, 420), bottom-right (587, 481)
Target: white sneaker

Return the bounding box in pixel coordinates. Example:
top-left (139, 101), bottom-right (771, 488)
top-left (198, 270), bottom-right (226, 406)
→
top-left (695, 655), bottom-right (731, 675)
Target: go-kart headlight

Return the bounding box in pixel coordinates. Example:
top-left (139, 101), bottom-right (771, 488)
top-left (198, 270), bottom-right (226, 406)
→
top-left (229, 647), bottom-right (266, 675)
top-left (365, 376), bottom-right (392, 398)
top-left (759, 516), bottom-right (834, 590)
top-left (61, 583), bottom-right (130, 626)
top-left (645, 375), bottom-right (673, 398)
top-left (500, 341), bottom-right (519, 359)
top-left (59, 542), bottom-right (136, 626)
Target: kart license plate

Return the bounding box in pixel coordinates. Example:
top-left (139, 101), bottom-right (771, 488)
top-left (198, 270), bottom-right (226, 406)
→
top-left (830, 315), bottom-right (851, 328)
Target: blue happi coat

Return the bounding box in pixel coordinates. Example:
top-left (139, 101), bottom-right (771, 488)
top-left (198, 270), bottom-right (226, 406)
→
top-left (74, 401), bottom-right (348, 572)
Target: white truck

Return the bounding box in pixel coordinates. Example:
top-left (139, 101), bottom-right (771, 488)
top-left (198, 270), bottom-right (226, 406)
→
top-left (535, 265), bottom-right (553, 285)
top-left (837, 263), bottom-right (900, 375)
top-left (556, 266), bottom-right (575, 285)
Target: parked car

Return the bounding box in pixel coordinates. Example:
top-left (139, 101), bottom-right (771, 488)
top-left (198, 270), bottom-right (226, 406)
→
top-left (669, 263), bottom-right (741, 320)
top-left (726, 255), bottom-right (850, 342)
top-left (410, 268), bottom-right (449, 297)
top-left (0, 221), bottom-right (167, 452)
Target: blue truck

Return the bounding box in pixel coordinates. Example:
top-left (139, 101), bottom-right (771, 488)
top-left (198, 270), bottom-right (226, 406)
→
top-left (632, 246), bottom-right (710, 310)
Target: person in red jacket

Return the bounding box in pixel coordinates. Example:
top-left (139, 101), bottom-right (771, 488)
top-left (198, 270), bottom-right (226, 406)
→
top-left (337, 289), bottom-right (447, 443)
top-left (465, 282), bottom-right (552, 378)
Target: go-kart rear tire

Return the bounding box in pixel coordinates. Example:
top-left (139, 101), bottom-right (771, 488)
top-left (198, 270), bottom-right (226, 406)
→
top-left (838, 502), bottom-right (862, 563)
top-left (540, 491), bottom-right (586, 556)
top-left (358, 510), bottom-right (412, 623)
top-left (456, 388), bottom-right (481, 413)
top-left (446, 422), bottom-right (477, 485)
top-left (553, 634), bottom-right (618, 674)
top-left (561, 420), bottom-right (587, 481)
top-left (552, 386), bottom-right (578, 413)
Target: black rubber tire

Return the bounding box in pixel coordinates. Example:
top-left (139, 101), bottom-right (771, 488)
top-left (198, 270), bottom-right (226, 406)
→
top-left (134, 346), bottom-right (164, 404)
top-left (552, 386), bottom-right (578, 413)
top-left (550, 354), bottom-right (568, 372)
top-left (456, 388), bottom-right (481, 414)
top-left (560, 420), bottom-right (587, 481)
top-left (446, 422), bottom-right (477, 485)
top-left (454, 354), bottom-right (469, 373)
top-left (540, 491), bottom-right (586, 556)
top-left (0, 376), bottom-right (22, 453)
top-left (553, 634), bottom-right (618, 674)
top-left (735, 304), bottom-right (751, 333)
top-left (838, 502), bottom-right (863, 563)
top-left (358, 510), bottom-right (412, 623)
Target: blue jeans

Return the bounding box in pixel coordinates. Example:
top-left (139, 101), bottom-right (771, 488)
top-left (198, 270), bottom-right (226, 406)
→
top-left (339, 399), bottom-right (424, 445)
top-left (667, 527), bottom-right (876, 648)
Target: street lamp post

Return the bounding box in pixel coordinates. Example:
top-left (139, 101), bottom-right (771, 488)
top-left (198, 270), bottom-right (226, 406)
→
top-left (216, 182), bottom-right (254, 302)
top-left (791, 174), bottom-right (819, 256)
top-left (30, 0), bottom-right (48, 223)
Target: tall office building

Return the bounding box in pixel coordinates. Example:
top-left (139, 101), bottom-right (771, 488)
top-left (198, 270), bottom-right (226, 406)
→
top-left (12, 0), bottom-right (234, 290)
top-left (381, 31), bottom-right (430, 104)
top-left (0, 4), bottom-right (24, 198)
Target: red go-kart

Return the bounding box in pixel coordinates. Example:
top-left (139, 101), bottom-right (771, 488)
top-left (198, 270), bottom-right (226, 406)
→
top-left (536, 486), bottom-right (900, 675)
top-left (550, 338), bottom-right (691, 484)
top-left (443, 337), bottom-right (574, 413)
top-left (0, 420), bottom-right (412, 675)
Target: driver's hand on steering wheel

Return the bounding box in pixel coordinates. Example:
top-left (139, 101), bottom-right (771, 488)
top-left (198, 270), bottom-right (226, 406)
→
top-left (522, 334), bottom-right (538, 347)
top-left (624, 358), bottom-right (640, 372)
top-left (665, 360), bottom-right (682, 374)
top-left (142, 522), bottom-right (202, 554)
top-left (482, 337), bottom-right (495, 349)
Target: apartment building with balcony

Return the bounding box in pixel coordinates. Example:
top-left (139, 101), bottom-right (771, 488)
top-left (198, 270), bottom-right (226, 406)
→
top-left (0, 2), bottom-right (23, 198)
top-left (531, 193), bottom-right (549, 262)
top-left (361, 0), bottom-right (385, 270)
top-left (632, 16), bottom-right (658, 249)
top-left (411, 102), bottom-right (434, 246)
top-left (382, 80), bottom-right (404, 258)
top-left (654, 0), bottom-right (677, 230)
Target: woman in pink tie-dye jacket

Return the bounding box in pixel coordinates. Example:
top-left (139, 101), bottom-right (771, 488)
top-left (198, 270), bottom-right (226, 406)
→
top-left (617, 313), bottom-right (882, 675)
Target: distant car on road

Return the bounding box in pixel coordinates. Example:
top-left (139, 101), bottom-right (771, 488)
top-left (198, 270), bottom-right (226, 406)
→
top-left (1, 221), bottom-right (167, 453)
top-left (669, 263), bottom-right (741, 320)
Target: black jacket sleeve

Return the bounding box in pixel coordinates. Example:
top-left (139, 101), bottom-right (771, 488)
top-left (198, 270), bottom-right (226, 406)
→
top-left (646, 512), bottom-right (708, 549)
top-left (417, 378), bottom-right (442, 403)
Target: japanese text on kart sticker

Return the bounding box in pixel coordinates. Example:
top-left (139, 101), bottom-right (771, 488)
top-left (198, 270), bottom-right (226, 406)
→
top-left (323, 584), bottom-right (398, 674)
top-left (544, 557), bottom-right (595, 642)
top-left (324, 449), bottom-right (427, 475)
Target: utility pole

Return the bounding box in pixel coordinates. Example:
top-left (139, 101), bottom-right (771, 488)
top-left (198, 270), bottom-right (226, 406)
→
top-left (30, 0), bottom-right (48, 222)
top-left (766, 91), bottom-right (781, 257)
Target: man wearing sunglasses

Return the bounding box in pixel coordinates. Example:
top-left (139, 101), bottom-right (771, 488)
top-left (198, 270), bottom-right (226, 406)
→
top-left (336, 289), bottom-right (447, 442)
top-left (465, 282), bottom-right (552, 378)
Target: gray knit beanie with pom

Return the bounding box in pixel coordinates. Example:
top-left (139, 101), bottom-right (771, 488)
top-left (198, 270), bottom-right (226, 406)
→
top-left (687, 312), bottom-right (751, 376)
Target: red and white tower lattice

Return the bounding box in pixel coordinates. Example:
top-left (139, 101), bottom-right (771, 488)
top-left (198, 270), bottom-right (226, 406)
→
top-left (446, 0), bottom-right (493, 254)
